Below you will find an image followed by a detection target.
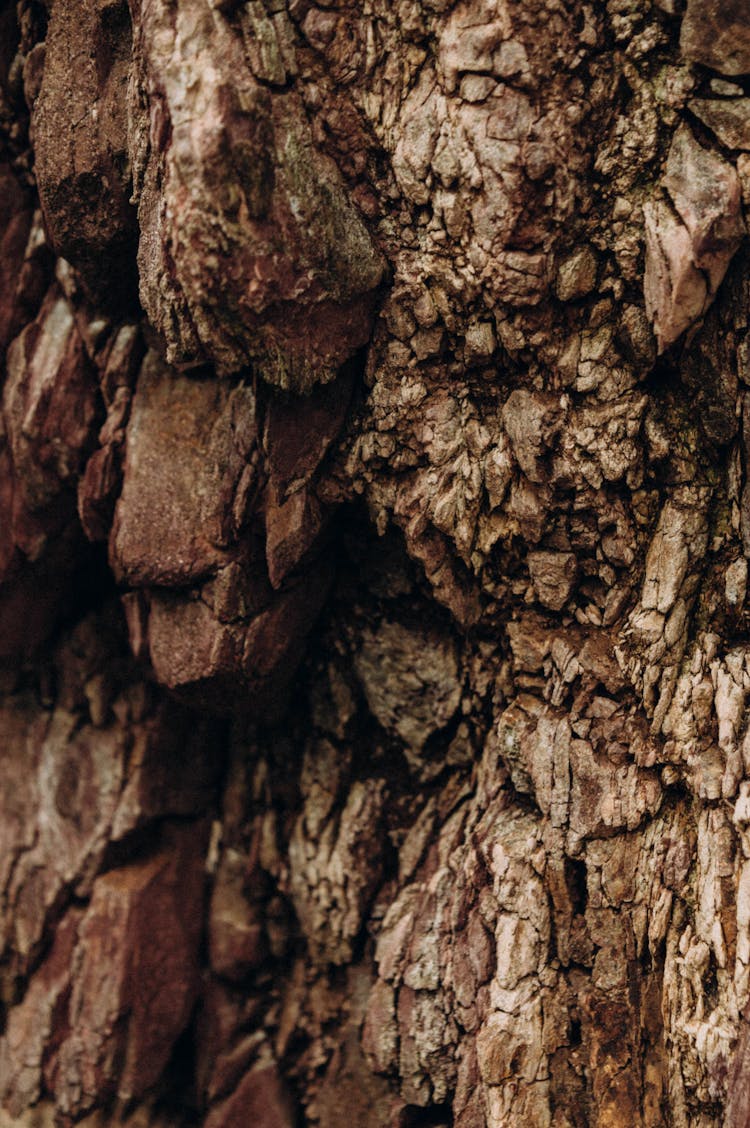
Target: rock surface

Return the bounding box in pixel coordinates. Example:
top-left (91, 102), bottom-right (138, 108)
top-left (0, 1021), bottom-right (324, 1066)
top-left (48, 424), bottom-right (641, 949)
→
top-left (681, 0), bottom-right (750, 77)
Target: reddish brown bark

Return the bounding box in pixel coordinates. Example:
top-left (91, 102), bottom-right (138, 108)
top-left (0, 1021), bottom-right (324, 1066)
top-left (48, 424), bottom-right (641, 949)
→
top-left (3, 1), bottom-right (750, 1126)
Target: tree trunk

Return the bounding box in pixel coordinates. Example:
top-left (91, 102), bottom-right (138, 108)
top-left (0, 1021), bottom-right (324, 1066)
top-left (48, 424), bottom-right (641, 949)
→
top-left (2, 0), bottom-right (750, 1124)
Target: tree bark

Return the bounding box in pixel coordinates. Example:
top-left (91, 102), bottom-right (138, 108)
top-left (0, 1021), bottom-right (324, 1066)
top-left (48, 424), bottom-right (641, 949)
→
top-left (2, 0), bottom-right (750, 1125)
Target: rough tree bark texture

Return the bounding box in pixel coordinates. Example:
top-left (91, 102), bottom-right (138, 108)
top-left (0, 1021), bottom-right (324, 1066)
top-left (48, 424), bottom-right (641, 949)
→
top-left (3, 0), bottom-right (750, 1125)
